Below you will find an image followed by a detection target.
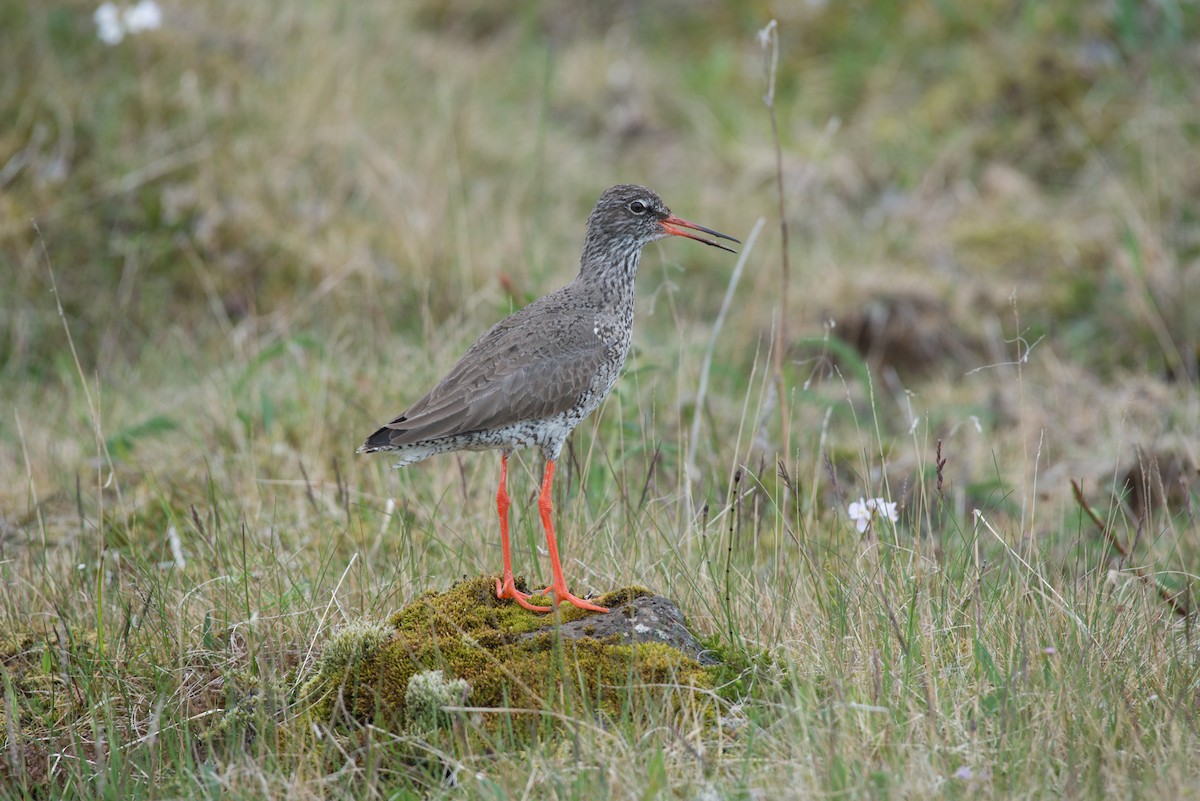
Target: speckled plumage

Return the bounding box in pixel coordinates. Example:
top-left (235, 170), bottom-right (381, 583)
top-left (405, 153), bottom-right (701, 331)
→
top-left (359, 184), bottom-right (734, 465)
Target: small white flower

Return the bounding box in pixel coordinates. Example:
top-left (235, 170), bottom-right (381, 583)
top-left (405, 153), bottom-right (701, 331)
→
top-left (94, 0), bottom-right (161, 45)
top-left (123, 0), bottom-right (162, 33)
top-left (848, 497), bottom-right (899, 533)
top-left (94, 2), bottom-right (125, 45)
top-left (848, 499), bottom-right (869, 531)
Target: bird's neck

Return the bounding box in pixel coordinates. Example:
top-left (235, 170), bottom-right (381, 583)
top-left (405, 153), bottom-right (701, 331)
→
top-left (576, 237), bottom-right (642, 307)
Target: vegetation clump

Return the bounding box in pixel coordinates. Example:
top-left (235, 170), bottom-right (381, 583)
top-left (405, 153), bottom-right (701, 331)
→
top-left (299, 577), bottom-right (714, 735)
top-left (403, 669), bottom-right (470, 734)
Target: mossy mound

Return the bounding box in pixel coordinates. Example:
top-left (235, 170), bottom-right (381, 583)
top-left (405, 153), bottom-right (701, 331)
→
top-left (299, 576), bottom-right (714, 734)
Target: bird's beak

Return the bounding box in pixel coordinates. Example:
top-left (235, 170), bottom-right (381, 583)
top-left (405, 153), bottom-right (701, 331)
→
top-left (661, 215), bottom-right (740, 253)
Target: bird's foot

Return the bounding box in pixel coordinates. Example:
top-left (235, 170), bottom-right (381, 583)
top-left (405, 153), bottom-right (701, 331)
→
top-left (495, 575), bottom-right (546, 613)
top-left (532, 582), bottom-right (609, 614)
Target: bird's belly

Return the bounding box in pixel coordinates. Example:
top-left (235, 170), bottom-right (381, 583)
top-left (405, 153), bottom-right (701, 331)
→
top-left (451, 415), bottom-right (578, 460)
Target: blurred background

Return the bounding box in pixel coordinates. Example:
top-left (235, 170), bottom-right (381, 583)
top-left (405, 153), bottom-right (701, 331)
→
top-left (2, 0), bottom-right (1198, 598)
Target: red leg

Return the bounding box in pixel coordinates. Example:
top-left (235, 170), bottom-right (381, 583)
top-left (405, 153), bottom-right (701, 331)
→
top-left (535, 459), bottom-right (609, 613)
top-left (494, 454), bottom-right (542, 612)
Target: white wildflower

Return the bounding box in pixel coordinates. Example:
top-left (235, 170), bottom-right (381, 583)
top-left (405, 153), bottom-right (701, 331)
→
top-left (848, 497), bottom-right (899, 533)
top-left (94, 2), bottom-right (124, 45)
top-left (94, 0), bottom-right (161, 45)
top-left (123, 0), bottom-right (162, 33)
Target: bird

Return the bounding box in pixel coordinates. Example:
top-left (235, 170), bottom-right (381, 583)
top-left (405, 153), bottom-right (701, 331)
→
top-left (359, 184), bottom-right (738, 613)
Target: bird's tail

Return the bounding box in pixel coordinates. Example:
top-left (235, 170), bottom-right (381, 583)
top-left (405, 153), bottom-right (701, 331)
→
top-left (358, 425), bottom-right (441, 467)
top-left (357, 426), bottom-right (400, 453)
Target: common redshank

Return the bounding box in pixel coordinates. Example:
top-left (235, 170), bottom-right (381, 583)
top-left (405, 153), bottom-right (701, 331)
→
top-left (359, 185), bottom-right (738, 613)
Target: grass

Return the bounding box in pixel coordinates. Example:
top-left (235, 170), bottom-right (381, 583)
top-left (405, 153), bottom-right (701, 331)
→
top-left (2, 0), bottom-right (1199, 798)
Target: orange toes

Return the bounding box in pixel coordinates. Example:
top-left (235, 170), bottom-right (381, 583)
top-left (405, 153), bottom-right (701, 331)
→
top-left (544, 583), bottom-right (609, 613)
top-left (495, 575), bottom-right (551, 613)
top-left (495, 575), bottom-right (608, 614)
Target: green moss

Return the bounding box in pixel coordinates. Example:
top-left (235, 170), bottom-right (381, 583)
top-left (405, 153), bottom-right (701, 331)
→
top-left (700, 635), bottom-right (790, 704)
top-left (0, 628), bottom-right (102, 757)
top-left (298, 620), bottom-right (393, 720)
top-left (404, 669), bottom-right (470, 734)
top-left (298, 577), bottom-right (710, 738)
top-left (0, 631), bottom-right (37, 661)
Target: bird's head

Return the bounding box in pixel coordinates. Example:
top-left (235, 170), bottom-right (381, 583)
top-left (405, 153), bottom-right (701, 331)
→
top-left (586, 184), bottom-right (739, 254)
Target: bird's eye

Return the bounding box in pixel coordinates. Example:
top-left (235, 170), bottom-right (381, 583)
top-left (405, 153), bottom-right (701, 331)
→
top-left (628, 200), bottom-right (648, 215)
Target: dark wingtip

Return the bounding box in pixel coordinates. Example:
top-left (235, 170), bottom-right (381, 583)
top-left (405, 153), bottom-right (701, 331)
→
top-left (359, 426), bottom-right (397, 453)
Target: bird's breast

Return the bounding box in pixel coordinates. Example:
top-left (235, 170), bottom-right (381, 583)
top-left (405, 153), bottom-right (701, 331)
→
top-left (592, 296), bottom-right (635, 347)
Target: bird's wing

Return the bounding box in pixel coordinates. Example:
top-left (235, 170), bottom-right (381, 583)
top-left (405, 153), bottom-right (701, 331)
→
top-left (362, 304), bottom-right (607, 450)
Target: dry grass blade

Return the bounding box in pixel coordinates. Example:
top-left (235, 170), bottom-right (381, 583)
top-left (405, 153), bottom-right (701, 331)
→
top-left (686, 216), bottom-right (764, 489)
top-left (1071, 479), bottom-right (1190, 618)
top-left (758, 19), bottom-right (792, 460)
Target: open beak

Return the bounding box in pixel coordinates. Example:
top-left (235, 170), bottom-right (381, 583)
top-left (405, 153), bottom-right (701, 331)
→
top-left (661, 214), bottom-right (740, 253)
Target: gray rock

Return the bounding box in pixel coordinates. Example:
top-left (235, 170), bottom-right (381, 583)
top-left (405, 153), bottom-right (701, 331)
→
top-left (520, 594), bottom-right (719, 665)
